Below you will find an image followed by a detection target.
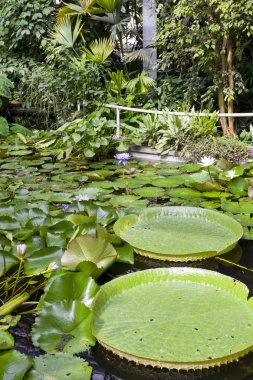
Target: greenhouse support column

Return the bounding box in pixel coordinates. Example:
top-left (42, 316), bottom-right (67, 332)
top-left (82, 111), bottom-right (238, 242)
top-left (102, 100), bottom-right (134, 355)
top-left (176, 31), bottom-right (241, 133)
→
top-left (143, 0), bottom-right (157, 79)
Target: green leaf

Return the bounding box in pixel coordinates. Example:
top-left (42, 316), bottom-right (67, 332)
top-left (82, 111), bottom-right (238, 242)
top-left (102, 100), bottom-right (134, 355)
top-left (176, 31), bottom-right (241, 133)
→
top-left (38, 271), bottom-right (99, 309)
top-left (0, 216), bottom-right (20, 230)
top-left (221, 201), bottom-right (253, 214)
top-left (32, 300), bottom-right (95, 354)
top-left (132, 187), bottom-right (165, 198)
top-left (24, 247), bottom-right (63, 275)
top-left (0, 117), bottom-right (9, 137)
top-left (115, 243), bottom-right (134, 264)
top-left (26, 354), bottom-right (92, 380)
top-left (62, 235), bottom-right (117, 278)
top-left (92, 268), bottom-right (253, 369)
top-left (0, 331), bottom-right (14, 349)
top-left (0, 350), bottom-right (32, 379)
top-left (228, 177), bottom-right (248, 196)
top-left (0, 251), bottom-right (19, 276)
top-left (152, 176), bottom-right (186, 187)
top-left (167, 188), bottom-right (203, 199)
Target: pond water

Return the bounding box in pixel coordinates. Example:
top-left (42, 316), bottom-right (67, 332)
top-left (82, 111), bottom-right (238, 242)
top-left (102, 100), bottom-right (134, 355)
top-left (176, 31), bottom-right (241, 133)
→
top-left (11, 239), bottom-right (253, 380)
top-left (2, 151), bottom-right (253, 378)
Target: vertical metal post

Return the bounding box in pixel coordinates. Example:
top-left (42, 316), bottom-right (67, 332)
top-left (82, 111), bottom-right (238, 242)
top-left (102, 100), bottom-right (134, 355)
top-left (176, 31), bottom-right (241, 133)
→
top-left (143, 0), bottom-right (157, 79)
top-left (116, 108), bottom-right (121, 136)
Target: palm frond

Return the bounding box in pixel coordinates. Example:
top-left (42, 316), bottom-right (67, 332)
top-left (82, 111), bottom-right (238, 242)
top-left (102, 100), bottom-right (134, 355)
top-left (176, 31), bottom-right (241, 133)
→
top-left (96, 0), bottom-right (123, 13)
top-left (127, 71), bottom-right (155, 94)
top-left (56, 0), bottom-right (102, 23)
top-left (108, 70), bottom-right (126, 92)
top-left (51, 18), bottom-right (83, 49)
top-left (123, 48), bottom-right (152, 64)
top-left (82, 38), bottom-right (115, 64)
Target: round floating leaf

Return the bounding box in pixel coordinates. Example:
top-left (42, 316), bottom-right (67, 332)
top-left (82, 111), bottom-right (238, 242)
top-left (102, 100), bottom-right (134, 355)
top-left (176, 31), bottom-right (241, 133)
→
top-left (24, 247), bottom-right (63, 275)
top-left (152, 176), bottom-right (186, 188)
top-left (0, 216), bottom-right (20, 230)
top-left (8, 150), bottom-right (33, 156)
top-left (201, 191), bottom-right (232, 199)
top-left (26, 354), bottom-right (92, 380)
top-left (92, 267), bottom-right (253, 370)
top-left (32, 300), bottom-right (95, 354)
top-left (39, 271), bottom-right (99, 309)
top-left (113, 207), bottom-right (243, 261)
top-left (228, 177), bottom-right (248, 196)
top-left (132, 187), bottom-right (165, 198)
top-left (200, 201), bottom-right (220, 210)
top-left (109, 195), bottom-right (141, 206)
top-left (221, 201), bottom-right (253, 214)
top-left (0, 350), bottom-right (32, 379)
top-left (167, 188), bottom-right (203, 199)
top-left (179, 163), bottom-right (201, 173)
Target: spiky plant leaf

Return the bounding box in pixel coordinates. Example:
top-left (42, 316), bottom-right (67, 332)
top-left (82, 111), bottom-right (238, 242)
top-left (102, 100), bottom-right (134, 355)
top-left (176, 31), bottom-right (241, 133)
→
top-left (123, 48), bottom-right (152, 64)
top-left (56, 0), bottom-right (102, 22)
top-left (82, 38), bottom-right (115, 64)
top-left (127, 71), bottom-right (155, 94)
top-left (51, 18), bottom-right (83, 49)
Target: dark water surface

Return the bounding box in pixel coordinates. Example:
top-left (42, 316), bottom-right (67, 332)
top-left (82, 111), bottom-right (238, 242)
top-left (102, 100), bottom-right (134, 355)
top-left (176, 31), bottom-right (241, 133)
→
top-left (12, 240), bottom-right (253, 380)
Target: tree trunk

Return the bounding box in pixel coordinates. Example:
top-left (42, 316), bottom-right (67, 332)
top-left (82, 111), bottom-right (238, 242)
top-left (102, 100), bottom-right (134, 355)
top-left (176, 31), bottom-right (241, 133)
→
top-left (219, 37), bottom-right (229, 135)
top-left (226, 37), bottom-right (236, 135)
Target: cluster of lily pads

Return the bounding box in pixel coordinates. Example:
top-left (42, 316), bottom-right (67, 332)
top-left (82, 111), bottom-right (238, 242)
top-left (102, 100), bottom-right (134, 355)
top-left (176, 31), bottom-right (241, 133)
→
top-left (1, 133), bottom-right (253, 377)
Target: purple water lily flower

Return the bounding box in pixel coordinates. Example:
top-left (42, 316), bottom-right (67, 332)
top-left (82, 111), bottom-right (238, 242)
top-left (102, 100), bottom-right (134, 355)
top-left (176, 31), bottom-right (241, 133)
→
top-left (61, 204), bottom-right (69, 212)
top-left (114, 153), bottom-right (131, 166)
top-left (53, 203), bottom-right (69, 212)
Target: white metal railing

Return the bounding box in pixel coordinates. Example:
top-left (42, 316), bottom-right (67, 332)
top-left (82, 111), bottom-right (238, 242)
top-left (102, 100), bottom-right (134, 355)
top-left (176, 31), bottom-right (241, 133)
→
top-left (106, 103), bottom-right (253, 136)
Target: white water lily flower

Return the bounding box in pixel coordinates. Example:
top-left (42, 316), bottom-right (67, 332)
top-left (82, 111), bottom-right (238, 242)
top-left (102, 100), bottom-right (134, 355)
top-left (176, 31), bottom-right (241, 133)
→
top-left (199, 156), bottom-right (216, 167)
top-left (17, 244), bottom-right (26, 256)
top-left (226, 169), bottom-right (238, 179)
top-left (75, 194), bottom-right (90, 202)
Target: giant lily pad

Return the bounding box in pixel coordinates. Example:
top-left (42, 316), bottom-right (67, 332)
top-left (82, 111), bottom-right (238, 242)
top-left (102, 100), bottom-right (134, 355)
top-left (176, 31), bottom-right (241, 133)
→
top-left (113, 206), bottom-right (243, 261)
top-left (92, 267), bottom-right (253, 370)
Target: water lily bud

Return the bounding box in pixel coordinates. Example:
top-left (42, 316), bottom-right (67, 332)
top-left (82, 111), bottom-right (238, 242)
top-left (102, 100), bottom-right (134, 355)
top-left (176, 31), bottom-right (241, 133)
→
top-left (6, 233), bottom-right (13, 242)
top-left (47, 262), bottom-right (59, 272)
top-left (17, 244), bottom-right (26, 257)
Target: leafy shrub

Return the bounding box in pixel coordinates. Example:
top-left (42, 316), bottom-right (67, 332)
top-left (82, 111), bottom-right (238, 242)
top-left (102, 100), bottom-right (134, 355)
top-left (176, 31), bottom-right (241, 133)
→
top-left (18, 58), bottom-right (104, 128)
top-left (185, 136), bottom-right (249, 163)
top-left (0, 0), bottom-right (54, 79)
top-left (35, 110), bottom-right (121, 160)
top-left (131, 110), bottom-right (219, 154)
